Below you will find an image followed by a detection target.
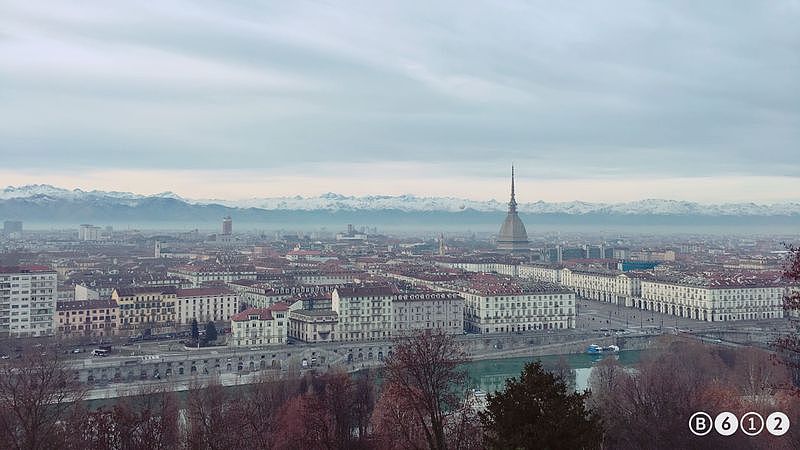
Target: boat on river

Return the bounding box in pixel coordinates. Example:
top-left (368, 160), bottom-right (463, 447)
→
top-left (586, 344), bottom-right (619, 354)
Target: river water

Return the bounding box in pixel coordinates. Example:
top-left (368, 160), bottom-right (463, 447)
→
top-left (464, 350), bottom-right (643, 393)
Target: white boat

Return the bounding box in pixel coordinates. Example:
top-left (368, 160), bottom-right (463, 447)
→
top-left (586, 344), bottom-right (619, 354)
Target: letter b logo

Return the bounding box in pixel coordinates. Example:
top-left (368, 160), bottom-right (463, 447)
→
top-left (690, 412), bottom-right (713, 436)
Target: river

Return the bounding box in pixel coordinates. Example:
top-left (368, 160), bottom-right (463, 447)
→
top-left (464, 350), bottom-right (643, 393)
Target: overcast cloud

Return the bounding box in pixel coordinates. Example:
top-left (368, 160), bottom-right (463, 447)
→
top-left (0, 0), bottom-right (798, 202)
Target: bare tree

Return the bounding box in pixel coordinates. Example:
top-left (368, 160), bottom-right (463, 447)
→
top-left (372, 330), bottom-right (468, 450)
top-left (110, 383), bottom-right (182, 450)
top-left (587, 356), bottom-right (624, 412)
top-left (185, 380), bottom-right (241, 450)
top-left (0, 352), bottom-right (86, 450)
top-left (273, 370), bottom-right (374, 450)
top-left (236, 372), bottom-right (301, 445)
top-left (775, 245), bottom-right (800, 388)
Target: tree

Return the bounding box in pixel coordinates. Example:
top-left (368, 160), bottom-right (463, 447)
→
top-left (0, 352), bottom-right (87, 450)
top-left (274, 371), bottom-right (374, 450)
top-left (191, 319), bottom-right (199, 342)
top-left (204, 321), bottom-right (218, 344)
top-left (372, 330), bottom-right (469, 450)
top-left (480, 361), bottom-right (602, 450)
top-left (236, 373), bottom-right (302, 446)
top-left (775, 245), bottom-right (800, 388)
top-left (587, 356), bottom-right (624, 413)
top-left (186, 381), bottom-right (241, 449)
top-left (590, 337), bottom-right (786, 449)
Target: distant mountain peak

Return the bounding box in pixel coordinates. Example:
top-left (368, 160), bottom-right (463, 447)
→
top-left (2, 184), bottom-right (799, 216)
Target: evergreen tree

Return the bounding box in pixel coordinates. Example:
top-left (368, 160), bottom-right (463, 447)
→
top-left (480, 361), bottom-right (602, 450)
top-left (205, 321), bottom-right (218, 343)
top-left (190, 319), bottom-right (199, 341)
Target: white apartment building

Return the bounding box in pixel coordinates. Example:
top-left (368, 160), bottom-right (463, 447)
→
top-left (331, 285), bottom-right (465, 341)
top-left (230, 303), bottom-right (289, 346)
top-left (78, 224), bottom-right (101, 241)
top-left (458, 282), bottom-right (576, 334)
top-left (638, 280), bottom-right (784, 322)
top-left (518, 264), bottom-right (562, 284)
top-left (332, 286), bottom-right (396, 341)
top-left (441, 261), bottom-right (518, 277)
top-left (560, 268), bottom-right (641, 306)
top-left (288, 309), bottom-right (338, 343)
top-left (175, 287), bottom-right (239, 325)
top-left (392, 291), bottom-right (464, 337)
top-left (168, 266), bottom-right (258, 286)
top-left (0, 266), bottom-right (57, 337)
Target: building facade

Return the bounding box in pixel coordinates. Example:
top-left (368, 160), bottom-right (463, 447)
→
top-left (111, 286), bottom-right (177, 331)
top-left (230, 303), bottom-right (289, 346)
top-left (288, 309), bottom-right (338, 343)
top-left (55, 299), bottom-right (119, 337)
top-left (168, 266), bottom-right (258, 286)
top-left (332, 286), bottom-right (395, 341)
top-left (0, 266), bottom-right (57, 337)
top-left (459, 282), bottom-right (576, 333)
top-left (518, 264), bottom-right (562, 283)
top-left (392, 291), bottom-right (464, 337)
top-left (560, 268), bottom-right (641, 306)
top-left (332, 285), bottom-right (465, 341)
top-left (637, 280), bottom-right (784, 322)
top-left (78, 224), bottom-right (101, 241)
top-left (175, 287), bottom-right (239, 325)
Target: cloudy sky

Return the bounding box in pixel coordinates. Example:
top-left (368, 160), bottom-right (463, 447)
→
top-left (1, 0), bottom-right (798, 203)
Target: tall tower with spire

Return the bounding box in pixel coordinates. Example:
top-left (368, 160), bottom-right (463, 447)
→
top-left (497, 165), bottom-right (529, 252)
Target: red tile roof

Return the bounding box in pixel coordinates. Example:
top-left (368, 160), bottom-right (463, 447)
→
top-left (232, 307), bottom-right (272, 321)
top-left (231, 302), bottom-right (289, 321)
top-left (0, 265), bottom-right (54, 274)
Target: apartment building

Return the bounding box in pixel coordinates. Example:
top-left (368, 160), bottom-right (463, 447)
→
top-left (168, 265), bottom-right (258, 286)
top-left (518, 264), bottom-right (562, 283)
top-left (392, 291), bottom-right (464, 337)
top-left (288, 309), bottom-right (338, 343)
top-left (331, 285), bottom-right (465, 341)
top-left (0, 266), bottom-right (57, 337)
top-left (458, 278), bottom-right (576, 333)
top-left (55, 299), bottom-right (118, 337)
top-left (638, 279), bottom-right (784, 322)
top-left (175, 287), bottom-right (239, 325)
top-left (559, 268), bottom-right (641, 306)
top-left (230, 303), bottom-right (289, 346)
top-left (332, 285), bottom-right (396, 341)
top-left (111, 286), bottom-right (177, 330)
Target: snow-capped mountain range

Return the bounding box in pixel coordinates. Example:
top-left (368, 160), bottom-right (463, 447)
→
top-left (2, 184), bottom-right (799, 216)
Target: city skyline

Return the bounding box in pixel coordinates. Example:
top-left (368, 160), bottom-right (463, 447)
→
top-left (2, 1), bottom-right (799, 202)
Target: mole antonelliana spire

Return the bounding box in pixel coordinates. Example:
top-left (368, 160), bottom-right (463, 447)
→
top-left (497, 165), bottom-right (529, 252)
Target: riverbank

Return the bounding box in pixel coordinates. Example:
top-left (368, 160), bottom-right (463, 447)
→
top-left (82, 330), bottom-right (660, 403)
